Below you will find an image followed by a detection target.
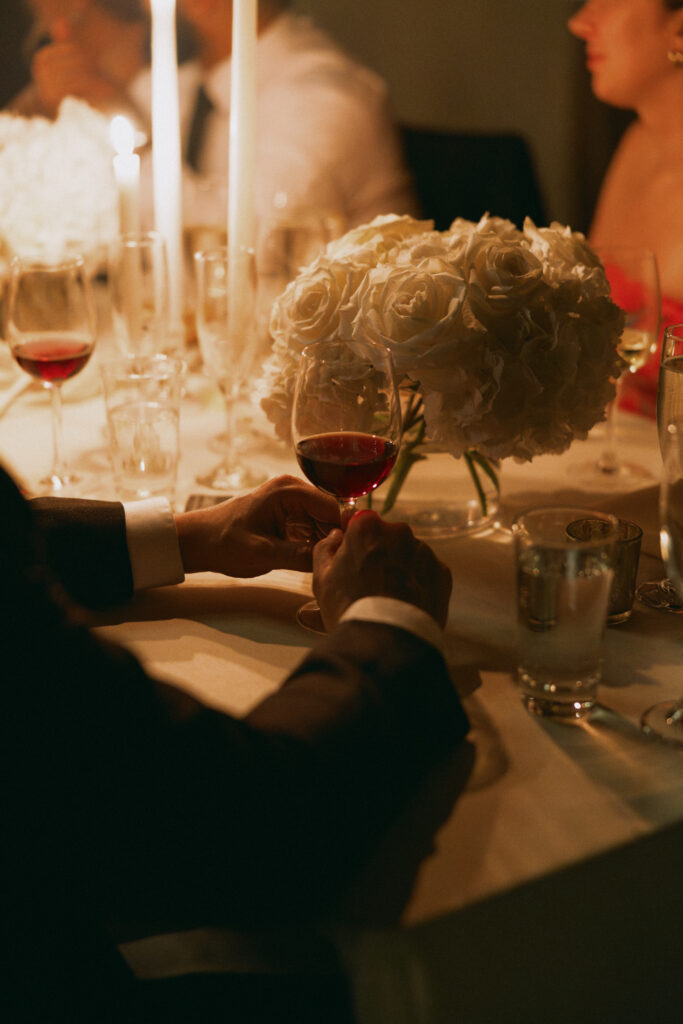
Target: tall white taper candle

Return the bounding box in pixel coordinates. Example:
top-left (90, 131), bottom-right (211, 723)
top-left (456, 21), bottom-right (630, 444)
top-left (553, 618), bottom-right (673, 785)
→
top-left (228, 0), bottom-right (257, 327)
top-left (151, 0), bottom-right (183, 338)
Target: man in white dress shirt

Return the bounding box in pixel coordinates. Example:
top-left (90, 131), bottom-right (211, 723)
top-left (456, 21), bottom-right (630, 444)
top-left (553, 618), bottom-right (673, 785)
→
top-left (149, 0), bottom-right (417, 231)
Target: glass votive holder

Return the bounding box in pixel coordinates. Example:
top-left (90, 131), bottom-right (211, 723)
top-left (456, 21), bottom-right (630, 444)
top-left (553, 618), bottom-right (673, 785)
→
top-left (567, 517), bottom-right (643, 625)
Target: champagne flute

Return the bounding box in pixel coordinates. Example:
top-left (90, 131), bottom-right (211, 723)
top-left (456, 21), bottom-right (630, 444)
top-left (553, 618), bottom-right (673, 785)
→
top-left (578, 247), bottom-right (660, 485)
top-left (108, 231), bottom-right (169, 356)
top-left (194, 246), bottom-right (267, 491)
top-left (640, 423), bottom-right (683, 741)
top-left (637, 323), bottom-right (683, 612)
top-left (292, 337), bottom-right (402, 631)
top-left (6, 254), bottom-right (96, 495)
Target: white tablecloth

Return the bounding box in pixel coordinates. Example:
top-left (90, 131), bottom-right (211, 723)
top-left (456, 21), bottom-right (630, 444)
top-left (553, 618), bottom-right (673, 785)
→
top-left (1, 349), bottom-right (681, 1022)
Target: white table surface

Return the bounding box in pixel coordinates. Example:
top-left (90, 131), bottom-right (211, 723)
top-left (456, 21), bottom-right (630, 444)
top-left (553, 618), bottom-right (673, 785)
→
top-left (1, 345), bottom-right (681, 1022)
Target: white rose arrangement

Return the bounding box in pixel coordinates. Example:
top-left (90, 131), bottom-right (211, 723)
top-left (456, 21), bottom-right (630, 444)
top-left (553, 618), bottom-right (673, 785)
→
top-left (262, 213), bottom-right (625, 513)
top-left (0, 98), bottom-right (118, 267)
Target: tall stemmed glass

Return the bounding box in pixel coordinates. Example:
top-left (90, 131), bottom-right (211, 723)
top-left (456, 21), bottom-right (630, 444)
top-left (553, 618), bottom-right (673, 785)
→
top-left (579, 247), bottom-right (660, 484)
top-left (6, 254), bottom-right (96, 494)
top-left (637, 323), bottom-right (683, 612)
top-left (194, 246), bottom-right (266, 491)
top-left (292, 337), bottom-right (402, 631)
top-left (640, 424), bottom-right (683, 741)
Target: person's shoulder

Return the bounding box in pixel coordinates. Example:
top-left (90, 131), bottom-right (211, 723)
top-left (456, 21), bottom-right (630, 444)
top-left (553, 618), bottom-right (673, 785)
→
top-left (263, 12), bottom-right (388, 102)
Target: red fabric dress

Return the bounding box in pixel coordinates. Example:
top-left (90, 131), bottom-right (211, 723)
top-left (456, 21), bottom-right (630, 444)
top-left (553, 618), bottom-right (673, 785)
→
top-left (619, 296), bottom-right (683, 419)
top-left (600, 262), bottom-right (683, 420)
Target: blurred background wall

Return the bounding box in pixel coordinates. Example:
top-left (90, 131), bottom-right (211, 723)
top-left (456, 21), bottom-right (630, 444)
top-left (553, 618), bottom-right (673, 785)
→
top-left (0, 0), bottom-right (632, 235)
top-left (293, 0), bottom-right (632, 233)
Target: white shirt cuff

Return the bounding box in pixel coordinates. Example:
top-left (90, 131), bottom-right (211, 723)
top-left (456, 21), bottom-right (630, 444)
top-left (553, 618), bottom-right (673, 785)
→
top-left (123, 498), bottom-right (185, 592)
top-left (340, 596), bottom-right (444, 653)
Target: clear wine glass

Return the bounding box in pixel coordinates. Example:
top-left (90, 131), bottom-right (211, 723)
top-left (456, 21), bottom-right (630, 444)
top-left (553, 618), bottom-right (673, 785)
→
top-left (640, 423), bottom-right (683, 742)
top-left (291, 337), bottom-right (402, 632)
top-left (637, 323), bottom-right (683, 613)
top-left (578, 247), bottom-right (660, 486)
top-left (108, 231), bottom-right (169, 357)
top-left (6, 254), bottom-right (96, 495)
top-left (194, 246), bottom-right (267, 491)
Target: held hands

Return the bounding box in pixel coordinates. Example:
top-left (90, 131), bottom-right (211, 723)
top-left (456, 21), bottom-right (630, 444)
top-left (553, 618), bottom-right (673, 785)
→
top-left (174, 475), bottom-right (339, 579)
top-left (313, 510), bottom-right (453, 631)
top-left (31, 19), bottom-right (118, 117)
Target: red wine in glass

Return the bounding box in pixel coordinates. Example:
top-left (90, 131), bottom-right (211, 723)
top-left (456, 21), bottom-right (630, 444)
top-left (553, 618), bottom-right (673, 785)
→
top-left (6, 254), bottom-right (96, 494)
top-left (13, 336), bottom-right (93, 384)
top-left (291, 337), bottom-right (402, 633)
top-left (295, 431), bottom-right (398, 501)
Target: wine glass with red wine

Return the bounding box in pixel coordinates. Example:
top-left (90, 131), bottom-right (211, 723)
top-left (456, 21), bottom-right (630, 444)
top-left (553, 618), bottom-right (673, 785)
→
top-left (6, 254), bottom-right (96, 494)
top-left (292, 337), bottom-right (402, 631)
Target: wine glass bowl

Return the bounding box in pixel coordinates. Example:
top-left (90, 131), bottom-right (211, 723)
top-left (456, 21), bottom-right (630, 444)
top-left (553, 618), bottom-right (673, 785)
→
top-left (194, 245), bottom-right (266, 492)
top-left (578, 247), bottom-right (660, 484)
top-left (5, 254), bottom-right (96, 494)
top-left (640, 423), bottom-right (683, 741)
top-left (108, 231), bottom-right (169, 357)
top-left (291, 337), bottom-right (402, 630)
top-left (636, 323), bottom-right (683, 613)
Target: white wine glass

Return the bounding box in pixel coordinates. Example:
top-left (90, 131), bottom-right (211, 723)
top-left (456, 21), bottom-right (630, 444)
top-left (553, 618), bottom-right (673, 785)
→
top-left (637, 323), bottom-right (683, 613)
top-left (640, 423), bottom-right (683, 741)
top-left (194, 246), bottom-right (267, 491)
top-left (578, 246), bottom-right (660, 485)
top-left (6, 254), bottom-right (96, 494)
top-left (292, 337), bottom-right (402, 631)
top-left (108, 231), bottom-right (169, 357)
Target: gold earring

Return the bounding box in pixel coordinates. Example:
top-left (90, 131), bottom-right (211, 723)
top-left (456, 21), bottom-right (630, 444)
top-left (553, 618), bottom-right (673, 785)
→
top-left (667, 49), bottom-right (683, 64)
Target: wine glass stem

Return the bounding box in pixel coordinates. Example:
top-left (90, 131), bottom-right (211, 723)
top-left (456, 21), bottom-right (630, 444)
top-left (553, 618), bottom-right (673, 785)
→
top-left (219, 381), bottom-right (239, 471)
top-left (338, 498), bottom-right (357, 528)
top-left (598, 376), bottom-right (624, 474)
top-left (49, 383), bottom-right (66, 483)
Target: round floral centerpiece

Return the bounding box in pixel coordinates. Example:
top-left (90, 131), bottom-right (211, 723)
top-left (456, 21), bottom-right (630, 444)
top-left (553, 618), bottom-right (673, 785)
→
top-left (262, 213), bottom-right (625, 535)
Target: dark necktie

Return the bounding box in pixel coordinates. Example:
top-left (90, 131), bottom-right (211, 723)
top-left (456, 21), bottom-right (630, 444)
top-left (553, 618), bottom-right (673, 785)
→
top-left (186, 82), bottom-right (213, 172)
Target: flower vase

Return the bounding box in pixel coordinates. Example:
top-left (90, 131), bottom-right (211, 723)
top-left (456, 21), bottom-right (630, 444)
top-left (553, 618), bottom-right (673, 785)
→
top-left (379, 445), bottom-right (501, 539)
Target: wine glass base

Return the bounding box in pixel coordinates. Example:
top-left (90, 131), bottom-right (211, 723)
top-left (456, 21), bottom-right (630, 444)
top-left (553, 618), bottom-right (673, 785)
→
top-left (641, 701), bottom-right (683, 744)
top-left (38, 471), bottom-right (84, 497)
top-left (295, 600), bottom-right (327, 634)
top-left (196, 462), bottom-right (267, 492)
top-left (636, 578), bottom-right (683, 613)
top-left (573, 458), bottom-right (653, 490)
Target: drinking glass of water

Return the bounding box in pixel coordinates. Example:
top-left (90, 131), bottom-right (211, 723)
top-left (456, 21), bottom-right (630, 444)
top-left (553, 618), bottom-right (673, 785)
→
top-left (512, 505), bottom-right (618, 719)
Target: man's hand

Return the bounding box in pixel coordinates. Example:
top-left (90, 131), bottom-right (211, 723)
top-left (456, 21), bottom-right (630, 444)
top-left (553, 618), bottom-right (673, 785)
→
top-left (313, 510), bottom-right (452, 631)
top-left (174, 475), bottom-right (340, 578)
top-left (31, 19), bottom-right (118, 117)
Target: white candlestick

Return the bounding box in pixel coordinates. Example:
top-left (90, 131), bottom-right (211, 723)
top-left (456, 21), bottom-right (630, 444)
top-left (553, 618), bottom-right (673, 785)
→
top-left (151, 0), bottom-right (183, 335)
top-left (228, 0), bottom-right (257, 330)
top-left (110, 115), bottom-right (140, 236)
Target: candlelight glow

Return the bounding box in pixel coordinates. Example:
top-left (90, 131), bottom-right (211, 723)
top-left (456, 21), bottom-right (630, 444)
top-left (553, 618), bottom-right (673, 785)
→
top-left (110, 115), bottom-right (135, 157)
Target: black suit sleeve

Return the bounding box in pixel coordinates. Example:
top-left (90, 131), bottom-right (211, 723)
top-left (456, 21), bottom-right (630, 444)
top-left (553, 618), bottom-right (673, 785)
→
top-left (29, 495), bottom-right (134, 608)
top-left (2, 464), bottom-right (469, 1019)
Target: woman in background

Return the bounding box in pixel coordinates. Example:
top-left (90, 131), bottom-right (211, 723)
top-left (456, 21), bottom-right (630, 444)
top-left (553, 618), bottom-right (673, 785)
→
top-left (569, 0), bottom-right (683, 418)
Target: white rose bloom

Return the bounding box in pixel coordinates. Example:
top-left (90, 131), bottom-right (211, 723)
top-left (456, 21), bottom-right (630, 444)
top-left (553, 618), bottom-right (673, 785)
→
top-left (0, 99), bottom-right (117, 261)
top-left (351, 254), bottom-right (467, 375)
top-left (261, 213), bottom-right (625, 467)
top-left (464, 232), bottom-right (545, 331)
top-left (324, 214), bottom-right (432, 264)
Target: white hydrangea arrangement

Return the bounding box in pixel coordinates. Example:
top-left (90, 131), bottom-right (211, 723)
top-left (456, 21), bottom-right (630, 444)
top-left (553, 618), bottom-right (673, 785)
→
top-left (262, 213), bottom-right (625, 511)
top-left (0, 98), bottom-right (118, 267)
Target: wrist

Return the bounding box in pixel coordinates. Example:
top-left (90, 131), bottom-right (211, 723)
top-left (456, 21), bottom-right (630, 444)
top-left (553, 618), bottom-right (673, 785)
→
top-left (174, 510), bottom-right (206, 575)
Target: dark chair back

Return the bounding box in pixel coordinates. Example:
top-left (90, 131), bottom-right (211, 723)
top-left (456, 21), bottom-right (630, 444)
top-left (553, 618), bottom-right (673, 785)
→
top-left (400, 126), bottom-right (547, 230)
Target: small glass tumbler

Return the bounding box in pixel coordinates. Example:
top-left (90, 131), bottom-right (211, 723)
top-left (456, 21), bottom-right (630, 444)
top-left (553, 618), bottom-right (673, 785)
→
top-left (101, 354), bottom-right (184, 507)
top-left (567, 517), bottom-right (643, 625)
top-left (512, 506), bottom-right (618, 719)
